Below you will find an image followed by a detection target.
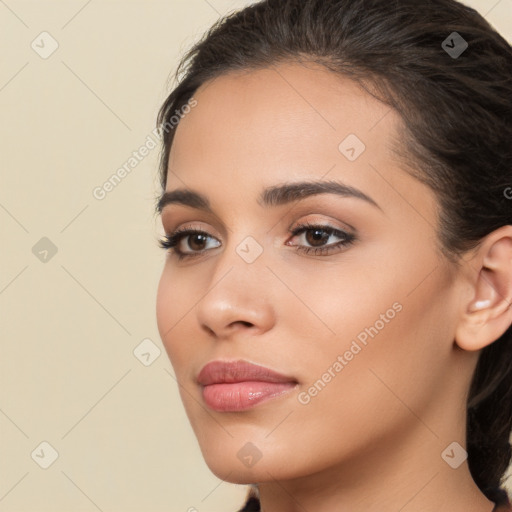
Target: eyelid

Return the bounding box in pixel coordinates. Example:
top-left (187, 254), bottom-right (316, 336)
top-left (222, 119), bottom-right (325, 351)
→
top-left (284, 206), bottom-right (358, 232)
top-left (166, 215), bottom-right (353, 236)
top-left (164, 221), bottom-right (221, 238)
top-left (289, 221), bottom-right (351, 236)
top-left (161, 210), bottom-right (230, 239)
top-left (287, 214), bottom-right (355, 235)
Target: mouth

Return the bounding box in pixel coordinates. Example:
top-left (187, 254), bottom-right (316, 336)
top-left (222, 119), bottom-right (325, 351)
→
top-left (197, 359), bottom-right (299, 412)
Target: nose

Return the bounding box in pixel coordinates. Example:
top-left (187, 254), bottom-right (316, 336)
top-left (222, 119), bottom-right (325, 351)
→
top-left (195, 255), bottom-right (276, 340)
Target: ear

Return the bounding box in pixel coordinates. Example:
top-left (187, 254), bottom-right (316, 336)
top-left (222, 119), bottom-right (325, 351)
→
top-left (455, 225), bottom-right (512, 352)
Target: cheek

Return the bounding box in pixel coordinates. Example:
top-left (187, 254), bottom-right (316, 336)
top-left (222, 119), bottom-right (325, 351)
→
top-left (155, 267), bottom-right (192, 372)
top-left (280, 247), bottom-right (452, 418)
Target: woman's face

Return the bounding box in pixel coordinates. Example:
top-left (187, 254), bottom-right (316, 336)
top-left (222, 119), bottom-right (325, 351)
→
top-left (156, 62), bottom-right (469, 483)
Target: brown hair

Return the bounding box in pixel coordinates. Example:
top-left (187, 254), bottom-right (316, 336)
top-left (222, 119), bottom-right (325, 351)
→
top-left (155, 0), bottom-right (512, 503)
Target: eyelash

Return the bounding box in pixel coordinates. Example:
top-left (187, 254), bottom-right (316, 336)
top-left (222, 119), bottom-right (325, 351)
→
top-left (158, 221), bottom-right (356, 260)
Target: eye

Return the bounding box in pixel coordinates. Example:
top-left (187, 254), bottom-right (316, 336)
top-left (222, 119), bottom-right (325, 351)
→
top-left (158, 228), bottom-right (221, 259)
top-left (158, 222), bottom-right (356, 260)
top-left (286, 222), bottom-right (356, 256)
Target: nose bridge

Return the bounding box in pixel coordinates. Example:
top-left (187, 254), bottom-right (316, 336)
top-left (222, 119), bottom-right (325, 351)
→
top-left (195, 231), bottom-right (275, 337)
top-left (211, 220), bottom-right (269, 286)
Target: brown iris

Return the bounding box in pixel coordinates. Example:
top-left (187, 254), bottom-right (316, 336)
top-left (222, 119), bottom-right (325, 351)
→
top-left (187, 233), bottom-right (209, 251)
top-left (305, 228), bottom-right (330, 247)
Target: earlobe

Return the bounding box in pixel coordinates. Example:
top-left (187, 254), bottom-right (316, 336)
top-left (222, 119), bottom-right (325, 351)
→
top-left (454, 226), bottom-right (512, 352)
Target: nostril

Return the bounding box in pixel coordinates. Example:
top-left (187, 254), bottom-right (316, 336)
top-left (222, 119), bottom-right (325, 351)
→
top-left (226, 320), bottom-right (255, 331)
top-left (203, 325), bottom-right (216, 337)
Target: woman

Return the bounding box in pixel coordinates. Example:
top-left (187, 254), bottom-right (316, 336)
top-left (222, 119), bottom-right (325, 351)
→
top-left (154, 0), bottom-right (512, 510)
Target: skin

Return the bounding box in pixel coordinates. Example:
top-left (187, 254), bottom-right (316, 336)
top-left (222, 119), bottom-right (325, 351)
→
top-left (155, 61), bottom-right (512, 512)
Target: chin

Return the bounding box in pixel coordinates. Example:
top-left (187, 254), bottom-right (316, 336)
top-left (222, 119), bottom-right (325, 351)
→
top-left (208, 463), bottom-right (263, 485)
top-left (196, 433), bottom-right (310, 485)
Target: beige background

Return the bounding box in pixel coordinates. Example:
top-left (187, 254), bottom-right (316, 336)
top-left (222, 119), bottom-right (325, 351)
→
top-left (0, 1), bottom-right (511, 511)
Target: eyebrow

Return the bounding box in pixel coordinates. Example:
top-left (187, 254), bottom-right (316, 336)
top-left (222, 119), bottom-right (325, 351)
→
top-left (156, 180), bottom-right (382, 214)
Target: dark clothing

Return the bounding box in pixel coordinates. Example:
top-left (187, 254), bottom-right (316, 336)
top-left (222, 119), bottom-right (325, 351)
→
top-left (237, 486), bottom-right (512, 511)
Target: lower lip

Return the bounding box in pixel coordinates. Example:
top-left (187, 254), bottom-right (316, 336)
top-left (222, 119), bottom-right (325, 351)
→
top-left (201, 381), bottom-right (297, 412)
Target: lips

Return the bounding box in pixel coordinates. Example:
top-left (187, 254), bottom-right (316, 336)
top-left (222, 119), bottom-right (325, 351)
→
top-left (197, 359), bottom-right (297, 385)
top-left (197, 360), bottom-right (298, 412)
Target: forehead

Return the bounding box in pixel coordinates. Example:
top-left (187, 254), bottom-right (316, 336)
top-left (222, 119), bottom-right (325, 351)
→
top-left (165, 61), bottom-right (435, 223)
top-left (170, 61), bottom-right (395, 165)
top-left (171, 63), bottom-right (390, 167)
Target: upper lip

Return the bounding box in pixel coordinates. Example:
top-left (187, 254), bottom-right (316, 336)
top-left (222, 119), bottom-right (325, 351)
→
top-left (197, 360), bottom-right (298, 386)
